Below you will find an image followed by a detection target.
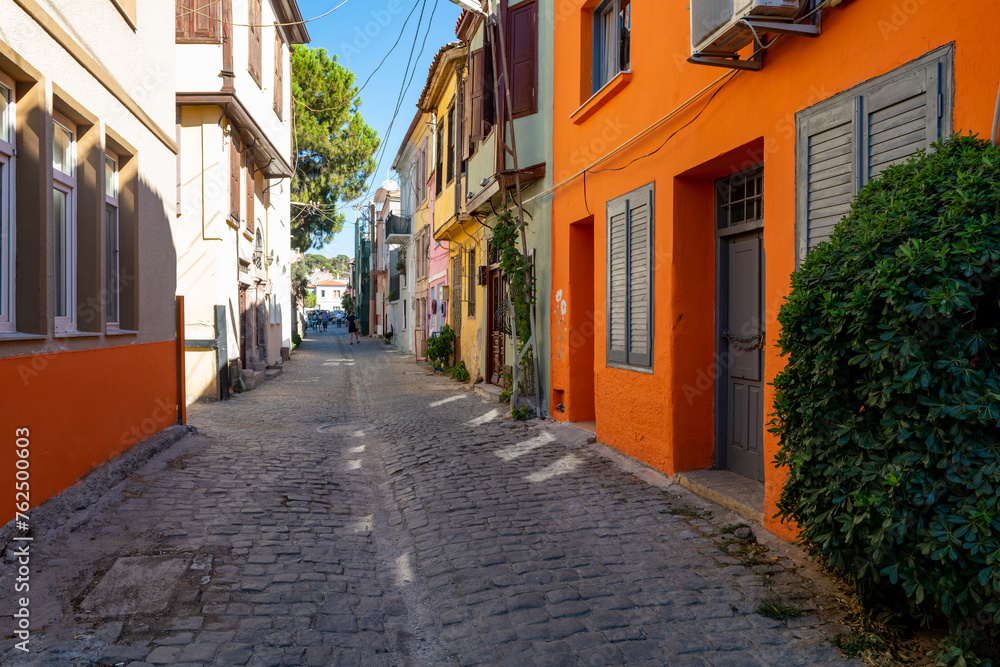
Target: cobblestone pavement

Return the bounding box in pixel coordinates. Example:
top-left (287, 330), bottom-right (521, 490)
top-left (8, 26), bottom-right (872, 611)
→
top-left (1, 328), bottom-right (862, 666)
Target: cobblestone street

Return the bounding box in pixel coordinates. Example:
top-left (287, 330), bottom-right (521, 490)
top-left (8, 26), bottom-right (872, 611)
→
top-left (2, 329), bottom-right (861, 666)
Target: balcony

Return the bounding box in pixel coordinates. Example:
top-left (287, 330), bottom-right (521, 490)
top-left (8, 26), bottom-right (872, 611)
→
top-left (385, 213), bottom-right (412, 245)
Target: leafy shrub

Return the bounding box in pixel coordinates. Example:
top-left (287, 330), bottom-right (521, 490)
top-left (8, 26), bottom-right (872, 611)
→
top-left (292, 331), bottom-right (301, 348)
top-left (773, 135), bottom-right (1000, 645)
top-left (511, 405), bottom-right (534, 421)
top-left (426, 325), bottom-right (456, 369)
top-left (450, 360), bottom-right (470, 383)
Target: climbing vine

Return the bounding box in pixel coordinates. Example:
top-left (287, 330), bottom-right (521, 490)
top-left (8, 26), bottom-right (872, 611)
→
top-left (490, 199), bottom-right (535, 353)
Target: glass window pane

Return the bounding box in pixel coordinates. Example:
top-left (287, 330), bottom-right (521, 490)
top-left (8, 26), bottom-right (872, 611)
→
top-left (0, 84), bottom-right (9, 142)
top-left (105, 156), bottom-right (117, 199)
top-left (53, 122), bottom-right (73, 176)
top-left (105, 203), bottom-right (118, 323)
top-left (0, 161), bottom-right (5, 315)
top-left (53, 189), bottom-right (67, 317)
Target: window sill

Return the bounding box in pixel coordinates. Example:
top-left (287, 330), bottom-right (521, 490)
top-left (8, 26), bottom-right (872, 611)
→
top-left (0, 332), bottom-right (48, 342)
top-left (243, 229), bottom-right (254, 242)
top-left (227, 216), bottom-right (241, 231)
top-left (106, 329), bottom-right (138, 336)
top-left (570, 71), bottom-right (632, 125)
top-left (55, 331), bottom-right (101, 339)
top-left (606, 360), bottom-right (653, 375)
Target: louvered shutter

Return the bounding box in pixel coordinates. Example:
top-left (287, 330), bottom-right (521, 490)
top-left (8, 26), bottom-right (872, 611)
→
top-left (273, 29), bottom-right (284, 119)
top-left (607, 198), bottom-right (628, 364)
top-left (177, 0), bottom-right (220, 41)
top-left (229, 133), bottom-right (240, 221)
top-left (246, 159), bottom-right (255, 233)
top-left (628, 187), bottom-right (653, 368)
top-left (462, 68), bottom-right (472, 160)
top-left (796, 98), bottom-right (857, 262)
top-left (796, 45), bottom-right (951, 265)
top-left (249, 0), bottom-right (262, 84)
top-left (470, 48), bottom-right (485, 142)
top-left (509, 0), bottom-right (537, 117)
top-left (863, 63), bottom-right (940, 183)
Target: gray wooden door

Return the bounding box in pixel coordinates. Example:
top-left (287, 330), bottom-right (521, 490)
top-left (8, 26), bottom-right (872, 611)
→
top-left (716, 167), bottom-right (765, 481)
top-left (722, 233), bottom-right (764, 481)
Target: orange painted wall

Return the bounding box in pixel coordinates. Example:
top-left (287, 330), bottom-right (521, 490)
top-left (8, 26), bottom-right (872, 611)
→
top-left (550, 0), bottom-right (1000, 539)
top-left (0, 341), bottom-right (178, 526)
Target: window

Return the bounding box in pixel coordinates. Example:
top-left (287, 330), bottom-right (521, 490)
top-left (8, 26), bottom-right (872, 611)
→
top-left (607, 182), bottom-right (653, 369)
top-left (452, 254), bottom-right (462, 325)
top-left (245, 157), bottom-right (255, 233)
top-left (446, 105), bottom-right (455, 184)
top-left (468, 41), bottom-right (495, 143)
top-left (508, 0), bottom-right (538, 117)
top-left (467, 247), bottom-right (476, 318)
top-left (593, 0), bottom-right (630, 93)
top-left (229, 130), bottom-right (240, 223)
top-left (0, 75), bottom-right (14, 333)
top-left (53, 114), bottom-right (77, 332)
top-left (104, 152), bottom-right (120, 327)
top-left (795, 45), bottom-right (952, 264)
top-left (248, 0), bottom-right (262, 85)
top-left (435, 117), bottom-right (444, 195)
top-left (176, 0), bottom-right (220, 42)
top-left (273, 26), bottom-right (284, 119)
top-left (321, 289), bottom-right (325, 297)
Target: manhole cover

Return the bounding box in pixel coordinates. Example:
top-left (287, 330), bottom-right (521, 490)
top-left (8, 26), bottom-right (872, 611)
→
top-left (80, 555), bottom-right (188, 616)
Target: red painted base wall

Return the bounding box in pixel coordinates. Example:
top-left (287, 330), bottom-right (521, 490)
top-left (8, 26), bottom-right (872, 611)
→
top-left (0, 341), bottom-right (178, 526)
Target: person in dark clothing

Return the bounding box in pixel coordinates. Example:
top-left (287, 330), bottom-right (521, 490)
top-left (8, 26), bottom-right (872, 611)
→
top-left (347, 313), bottom-right (360, 344)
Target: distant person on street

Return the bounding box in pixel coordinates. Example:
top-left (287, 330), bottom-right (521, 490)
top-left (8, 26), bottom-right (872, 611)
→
top-left (322, 312), bottom-right (328, 332)
top-left (347, 313), bottom-right (360, 344)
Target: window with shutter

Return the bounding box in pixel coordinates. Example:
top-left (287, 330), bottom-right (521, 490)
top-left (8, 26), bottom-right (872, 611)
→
top-left (176, 0), bottom-right (220, 43)
top-left (606, 183), bottom-right (654, 369)
top-left (796, 45), bottom-right (952, 264)
top-left (508, 0), bottom-right (538, 118)
top-left (470, 48), bottom-right (485, 142)
top-left (447, 105), bottom-right (456, 183)
top-left (246, 158), bottom-right (255, 234)
top-left (248, 0), bottom-right (262, 86)
top-left (274, 27), bottom-right (284, 119)
top-left (467, 247), bottom-right (477, 318)
top-left (462, 67), bottom-right (473, 160)
top-left (229, 131), bottom-right (240, 223)
top-left (436, 117), bottom-right (444, 195)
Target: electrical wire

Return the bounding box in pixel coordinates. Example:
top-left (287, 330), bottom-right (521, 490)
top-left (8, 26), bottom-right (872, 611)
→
top-left (176, 0), bottom-right (352, 29)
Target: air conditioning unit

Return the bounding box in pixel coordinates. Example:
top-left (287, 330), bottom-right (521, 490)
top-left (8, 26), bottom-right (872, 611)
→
top-left (691, 0), bottom-right (802, 57)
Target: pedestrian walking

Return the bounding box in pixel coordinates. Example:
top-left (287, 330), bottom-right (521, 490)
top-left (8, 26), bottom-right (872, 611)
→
top-left (322, 312), bottom-right (329, 332)
top-left (347, 312), bottom-right (360, 344)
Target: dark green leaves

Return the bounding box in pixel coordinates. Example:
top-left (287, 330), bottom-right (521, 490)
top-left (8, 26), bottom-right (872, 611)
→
top-left (772, 135), bottom-right (1000, 644)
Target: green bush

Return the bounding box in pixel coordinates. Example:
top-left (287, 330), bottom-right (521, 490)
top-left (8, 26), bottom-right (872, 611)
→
top-left (426, 325), bottom-right (456, 369)
top-left (773, 135), bottom-right (1000, 645)
top-left (450, 360), bottom-right (470, 383)
top-left (292, 331), bottom-right (301, 349)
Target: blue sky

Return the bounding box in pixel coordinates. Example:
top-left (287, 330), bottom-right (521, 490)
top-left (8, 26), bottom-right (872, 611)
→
top-left (296, 0), bottom-right (462, 260)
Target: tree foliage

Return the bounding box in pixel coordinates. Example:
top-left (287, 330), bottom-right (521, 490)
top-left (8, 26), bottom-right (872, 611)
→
top-left (773, 135), bottom-right (1000, 659)
top-left (292, 46), bottom-right (379, 251)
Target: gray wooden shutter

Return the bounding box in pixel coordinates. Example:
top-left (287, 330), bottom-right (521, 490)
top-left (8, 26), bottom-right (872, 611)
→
top-left (863, 61), bottom-right (942, 183)
top-left (607, 198), bottom-right (628, 364)
top-left (796, 98), bottom-right (857, 263)
top-left (796, 45), bottom-right (952, 266)
top-left (627, 186), bottom-right (653, 368)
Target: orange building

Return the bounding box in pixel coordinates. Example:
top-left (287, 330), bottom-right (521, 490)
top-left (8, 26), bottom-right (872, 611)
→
top-left (548, 0), bottom-right (1000, 538)
top-left (0, 2), bottom-right (181, 526)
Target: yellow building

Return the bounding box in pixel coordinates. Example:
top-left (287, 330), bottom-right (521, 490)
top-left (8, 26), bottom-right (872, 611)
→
top-left (419, 44), bottom-right (485, 377)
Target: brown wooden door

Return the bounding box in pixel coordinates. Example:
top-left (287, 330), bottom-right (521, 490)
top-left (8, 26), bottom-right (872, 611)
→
top-left (486, 267), bottom-right (506, 385)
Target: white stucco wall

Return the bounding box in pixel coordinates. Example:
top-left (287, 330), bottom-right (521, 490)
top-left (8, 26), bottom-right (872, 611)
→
top-left (0, 0), bottom-right (178, 347)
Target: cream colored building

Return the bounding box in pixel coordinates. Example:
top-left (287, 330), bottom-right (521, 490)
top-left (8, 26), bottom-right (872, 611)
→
top-left (174, 0), bottom-right (308, 400)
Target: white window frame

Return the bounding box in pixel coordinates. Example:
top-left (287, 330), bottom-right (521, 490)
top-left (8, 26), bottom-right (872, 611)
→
top-left (104, 150), bottom-right (120, 329)
top-left (52, 112), bottom-right (77, 333)
top-left (0, 71), bottom-right (16, 333)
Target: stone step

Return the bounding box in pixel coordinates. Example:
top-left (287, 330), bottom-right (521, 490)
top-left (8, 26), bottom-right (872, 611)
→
top-left (473, 383), bottom-right (504, 403)
top-left (265, 368), bottom-right (282, 380)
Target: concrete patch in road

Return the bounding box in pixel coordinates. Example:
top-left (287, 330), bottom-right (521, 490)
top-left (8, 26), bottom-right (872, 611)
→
top-left (80, 555), bottom-right (188, 616)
